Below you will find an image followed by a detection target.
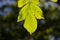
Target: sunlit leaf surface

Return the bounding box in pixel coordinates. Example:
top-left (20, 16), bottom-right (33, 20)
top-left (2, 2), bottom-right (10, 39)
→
top-left (18, 0), bottom-right (28, 7)
top-left (31, 0), bottom-right (40, 5)
top-left (17, 0), bottom-right (44, 34)
top-left (17, 4), bottom-right (28, 22)
top-left (24, 11), bottom-right (37, 34)
top-left (30, 3), bottom-right (44, 19)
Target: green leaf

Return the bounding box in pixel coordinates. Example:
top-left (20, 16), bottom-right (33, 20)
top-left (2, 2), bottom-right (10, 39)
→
top-left (24, 10), bottom-right (37, 34)
top-left (17, 0), bottom-right (44, 34)
top-left (30, 3), bottom-right (44, 19)
top-left (18, 0), bottom-right (40, 8)
top-left (18, 0), bottom-right (28, 8)
top-left (31, 0), bottom-right (40, 5)
top-left (17, 4), bottom-right (29, 22)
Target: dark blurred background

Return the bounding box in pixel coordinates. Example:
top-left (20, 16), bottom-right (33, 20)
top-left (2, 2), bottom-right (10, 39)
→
top-left (0, 0), bottom-right (60, 40)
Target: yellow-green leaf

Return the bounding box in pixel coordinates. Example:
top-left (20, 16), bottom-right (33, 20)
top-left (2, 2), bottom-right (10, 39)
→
top-left (30, 3), bottom-right (44, 19)
top-left (17, 0), bottom-right (44, 34)
top-left (18, 0), bottom-right (40, 8)
top-left (17, 4), bottom-right (29, 22)
top-left (31, 0), bottom-right (40, 5)
top-left (24, 10), bottom-right (37, 34)
top-left (18, 0), bottom-right (28, 8)
top-left (51, 0), bottom-right (57, 2)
